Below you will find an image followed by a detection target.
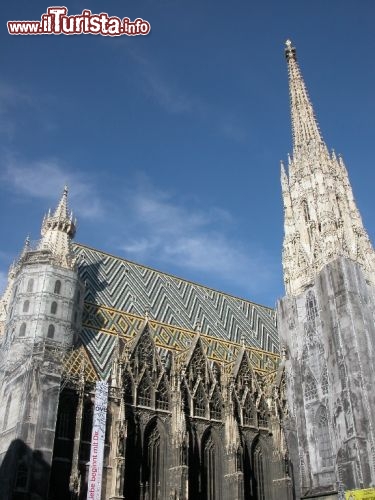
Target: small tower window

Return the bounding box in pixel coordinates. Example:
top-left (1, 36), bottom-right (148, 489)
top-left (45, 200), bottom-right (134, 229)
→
top-left (302, 200), bottom-right (310, 223)
top-left (77, 290), bottom-right (81, 303)
top-left (27, 278), bottom-right (34, 293)
top-left (305, 374), bottom-right (318, 401)
top-left (54, 280), bottom-right (61, 294)
top-left (316, 406), bottom-right (334, 467)
top-left (336, 195), bottom-right (342, 219)
top-left (306, 290), bottom-right (318, 321)
top-left (51, 302), bottom-right (58, 314)
top-left (47, 324), bottom-right (55, 339)
top-left (19, 323), bottom-right (26, 337)
top-left (23, 300), bottom-right (30, 313)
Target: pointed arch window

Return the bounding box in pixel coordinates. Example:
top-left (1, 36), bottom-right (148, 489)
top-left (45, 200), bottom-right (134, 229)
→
top-left (19, 322), bottom-right (26, 337)
top-left (210, 386), bottom-right (222, 420)
top-left (23, 300), bottom-right (30, 313)
top-left (316, 406), bottom-right (333, 467)
top-left (306, 290), bottom-right (318, 321)
top-left (201, 431), bottom-right (221, 500)
top-left (258, 398), bottom-right (269, 428)
top-left (27, 278), bottom-right (34, 293)
top-left (54, 280), bottom-right (61, 294)
top-left (138, 374), bottom-right (152, 407)
top-left (47, 324), bottom-right (55, 339)
top-left (144, 424), bottom-right (163, 500)
top-left (253, 441), bottom-right (266, 500)
top-left (56, 398), bottom-right (75, 439)
top-left (305, 374), bottom-right (318, 401)
top-left (194, 382), bottom-right (207, 418)
top-left (243, 393), bottom-right (256, 426)
top-left (50, 301), bottom-right (58, 314)
top-left (156, 376), bottom-right (169, 411)
top-left (3, 395), bottom-right (12, 430)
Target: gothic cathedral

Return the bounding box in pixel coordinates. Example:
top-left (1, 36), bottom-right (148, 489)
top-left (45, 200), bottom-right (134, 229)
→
top-left (0, 41), bottom-right (374, 500)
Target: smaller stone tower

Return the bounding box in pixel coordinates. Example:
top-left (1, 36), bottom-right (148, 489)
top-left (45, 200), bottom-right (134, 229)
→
top-left (0, 187), bottom-right (84, 499)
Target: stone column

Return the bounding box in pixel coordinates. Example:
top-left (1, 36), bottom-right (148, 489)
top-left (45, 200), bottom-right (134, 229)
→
top-left (109, 398), bottom-right (126, 500)
top-left (69, 378), bottom-right (85, 498)
top-left (223, 410), bottom-right (244, 500)
top-left (168, 377), bottom-right (188, 500)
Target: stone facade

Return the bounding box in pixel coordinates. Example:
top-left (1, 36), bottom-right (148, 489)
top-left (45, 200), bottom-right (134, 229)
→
top-left (278, 41), bottom-right (375, 498)
top-left (2, 39), bottom-right (373, 500)
top-left (0, 187), bottom-right (292, 498)
top-left (50, 324), bottom-right (292, 500)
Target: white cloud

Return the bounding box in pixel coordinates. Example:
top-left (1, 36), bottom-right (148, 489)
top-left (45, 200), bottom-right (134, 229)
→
top-left (0, 82), bottom-right (33, 115)
top-left (126, 49), bottom-right (248, 141)
top-left (1, 157), bottom-right (104, 219)
top-left (142, 71), bottom-right (193, 115)
top-left (118, 177), bottom-right (275, 295)
top-left (126, 49), bottom-right (194, 115)
top-left (0, 82), bottom-right (34, 138)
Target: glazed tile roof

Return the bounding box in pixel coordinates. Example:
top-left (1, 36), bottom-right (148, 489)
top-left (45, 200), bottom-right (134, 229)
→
top-left (73, 244), bottom-right (279, 380)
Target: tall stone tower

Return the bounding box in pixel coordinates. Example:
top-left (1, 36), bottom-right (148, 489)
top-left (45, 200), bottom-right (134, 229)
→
top-left (0, 188), bottom-right (84, 499)
top-left (277, 40), bottom-right (375, 498)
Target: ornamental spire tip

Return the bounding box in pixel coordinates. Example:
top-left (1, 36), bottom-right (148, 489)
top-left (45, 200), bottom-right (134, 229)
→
top-left (285, 39), bottom-right (296, 61)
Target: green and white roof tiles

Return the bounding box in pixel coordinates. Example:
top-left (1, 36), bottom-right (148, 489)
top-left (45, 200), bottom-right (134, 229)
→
top-left (73, 244), bottom-right (279, 380)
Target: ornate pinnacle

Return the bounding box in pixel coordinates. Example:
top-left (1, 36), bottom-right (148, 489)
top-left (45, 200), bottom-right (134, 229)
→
top-left (285, 40), bottom-right (324, 154)
top-left (38, 186), bottom-right (77, 269)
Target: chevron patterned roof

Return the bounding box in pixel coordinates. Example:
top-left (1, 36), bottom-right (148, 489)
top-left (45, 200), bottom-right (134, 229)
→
top-left (73, 244), bottom-right (279, 379)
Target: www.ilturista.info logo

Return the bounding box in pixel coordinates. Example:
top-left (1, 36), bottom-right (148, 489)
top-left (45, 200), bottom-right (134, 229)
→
top-left (7, 7), bottom-right (151, 36)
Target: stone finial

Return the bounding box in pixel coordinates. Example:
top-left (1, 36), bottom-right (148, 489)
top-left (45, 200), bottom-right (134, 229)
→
top-left (285, 39), bottom-right (296, 62)
top-left (39, 186), bottom-right (76, 269)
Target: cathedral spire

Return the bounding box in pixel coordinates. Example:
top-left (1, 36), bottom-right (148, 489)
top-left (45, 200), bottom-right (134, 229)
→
top-left (53, 185), bottom-right (69, 220)
top-left (285, 40), bottom-right (325, 157)
top-left (39, 186), bottom-right (76, 269)
top-left (281, 41), bottom-right (375, 295)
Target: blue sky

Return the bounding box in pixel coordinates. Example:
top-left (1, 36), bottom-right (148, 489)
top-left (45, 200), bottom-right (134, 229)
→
top-left (1, 0), bottom-right (375, 307)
